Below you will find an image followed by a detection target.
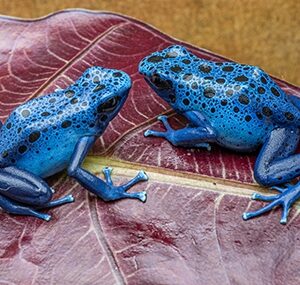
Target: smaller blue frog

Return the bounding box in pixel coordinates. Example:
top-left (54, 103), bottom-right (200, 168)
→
top-left (0, 67), bottom-right (148, 221)
top-left (139, 45), bottom-right (300, 224)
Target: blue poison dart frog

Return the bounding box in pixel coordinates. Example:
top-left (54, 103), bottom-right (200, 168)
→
top-left (0, 66), bottom-right (148, 221)
top-left (139, 45), bottom-right (300, 224)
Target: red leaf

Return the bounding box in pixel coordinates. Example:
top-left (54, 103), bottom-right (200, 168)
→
top-left (0, 10), bottom-right (299, 284)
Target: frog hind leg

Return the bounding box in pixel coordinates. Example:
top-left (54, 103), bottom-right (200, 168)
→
top-left (67, 136), bottom-right (148, 202)
top-left (0, 194), bottom-right (51, 221)
top-left (0, 166), bottom-right (74, 221)
top-left (288, 94), bottom-right (300, 110)
top-left (144, 111), bottom-right (216, 149)
top-left (243, 126), bottom-right (300, 224)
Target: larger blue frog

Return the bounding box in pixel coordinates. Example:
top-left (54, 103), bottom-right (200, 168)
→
top-left (0, 66), bottom-right (147, 221)
top-left (139, 45), bottom-right (300, 224)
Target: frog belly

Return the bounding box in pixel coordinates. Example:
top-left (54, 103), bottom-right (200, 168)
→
top-left (14, 133), bottom-right (80, 178)
top-left (209, 114), bottom-right (272, 151)
top-left (17, 152), bottom-right (71, 178)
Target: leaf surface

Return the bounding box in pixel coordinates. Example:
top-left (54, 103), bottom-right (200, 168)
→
top-left (0, 10), bottom-right (299, 285)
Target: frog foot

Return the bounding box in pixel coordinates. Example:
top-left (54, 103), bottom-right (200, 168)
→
top-left (102, 167), bottom-right (148, 202)
top-left (144, 115), bottom-right (173, 139)
top-left (243, 183), bottom-right (300, 224)
top-left (144, 115), bottom-right (211, 150)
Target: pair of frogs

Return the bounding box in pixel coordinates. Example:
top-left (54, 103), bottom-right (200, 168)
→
top-left (0, 45), bottom-right (299, 224)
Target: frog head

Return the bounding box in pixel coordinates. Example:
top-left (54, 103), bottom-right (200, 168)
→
top-left (77, 66), bottom-right (131, 128)
top-left (139, 45), bottom-right (196, 109)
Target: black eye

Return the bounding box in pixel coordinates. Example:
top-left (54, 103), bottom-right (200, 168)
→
top-left (97, 96), bottom-right (121, 113)
top-left (150, 74), bottom-right (172, 90)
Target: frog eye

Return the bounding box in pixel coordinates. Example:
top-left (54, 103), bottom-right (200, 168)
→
top-left (98, 96), bottom-right (121, 113)
top-left (150, 74), bottom-right (172, 90)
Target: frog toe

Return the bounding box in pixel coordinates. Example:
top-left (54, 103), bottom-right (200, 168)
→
top-left (102, 167), bottom-right (114, 185)
top-left (138, 191), bottom-right (147, 203)
top-left (251, 192), bottom-right (278, 202)
top-left (157, 115), bottom-right (168, 121)
top-left (42, 214), bottom-right (52, 222)
top-left (280, 216), bottom-right (288, 225)
top-left (103, 167), bottom-right (113, 175)
top-left (144, 129), bottom-right (166, 138)
top-left (123, 190), bottom-right (147, 203)
top-left (65, 194), bottom-right (75, 203)
top-left (137, 170), bottom-right (148, 181)
top-left (144, 129), bottom-right (153, 137)
top-left (242, 212), bottom-right (251, 221)
top-left (157, 115), bottom-right (173, 131)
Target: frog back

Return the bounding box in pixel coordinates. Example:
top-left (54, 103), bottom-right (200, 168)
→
top-left (174, 62), bottom-right (300, 150)
top-left (176, 60), bottom-right (300, 126)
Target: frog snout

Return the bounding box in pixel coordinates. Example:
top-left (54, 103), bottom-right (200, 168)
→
top-left (138, 57), bottom-right (155, 77)
top-left (118, 79), bottom-right (131, 102)
top-left (138, 60), bottom-right (146, 75)
top-left (122, 72), bottom-right (132, 91)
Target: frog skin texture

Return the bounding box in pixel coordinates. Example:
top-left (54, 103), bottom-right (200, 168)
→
top-left (0, 66), bottom-right (148, 221)
top-left (139, 45), bottom-right (300, 224)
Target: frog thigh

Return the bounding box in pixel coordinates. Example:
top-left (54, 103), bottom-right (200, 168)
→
top-left (0, 166), bottom-right (74, 220)
top-left (288, 94), bottom-right (300, 110)
top-left (254, 126), bottom-right (300, 186)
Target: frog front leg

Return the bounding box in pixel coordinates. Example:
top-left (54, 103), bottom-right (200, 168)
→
top-left (144, 111), bottom-right (216, 149)
top-left (0, 166), bottom-right (74, 221)
top-left (243, 127), bottom-right (300, 224)
top-left (67, 136), bottom-right (148, 202)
